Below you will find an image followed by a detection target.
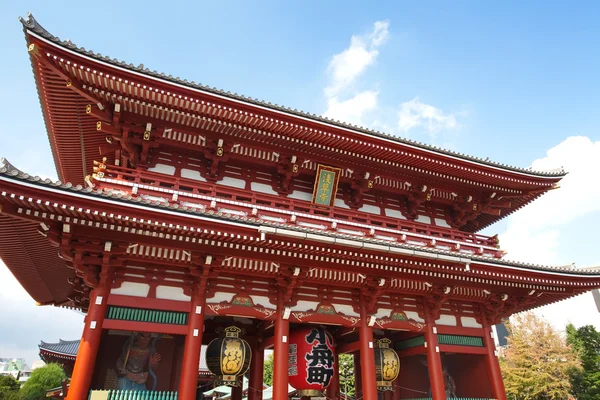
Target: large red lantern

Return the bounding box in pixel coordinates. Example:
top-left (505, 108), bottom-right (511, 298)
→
top-left (288, 326), bottom-right (336, 396)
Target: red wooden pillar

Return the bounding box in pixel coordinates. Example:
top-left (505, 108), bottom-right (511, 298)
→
top-left (178, 288), bottom-right (207, 400)
top-left (66, 272), bottom-right (112, 400)
top-left (354, 354), bottom-right (362, 399)
top-left (231, 376), bottom-right (243, 400)
top-left (326, 350), bottom-right (340, 400)
top-left (359, 296), bottom-right (377, 400)
top-left (481, 310), bottom-right (507, 400)
top-left (273, 293), bottom-right (290, 400)
top-left (248, 344), bottom-right (265, 400)
top-left (383, 390), bottom-right (393, 400)
top-left (424, 313), bottom-right (446, 400)
top-left (392, 376), bottom-right (401, 400)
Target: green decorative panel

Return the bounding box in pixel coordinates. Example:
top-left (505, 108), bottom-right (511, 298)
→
top-left (90, 390), bottom-right (179, 400)
top-left (396, 335), bottom-right (425, 350)
top-left (106, 306), bottom-right (188, 325)
top-left (437, 334), bottom-right (484, 347)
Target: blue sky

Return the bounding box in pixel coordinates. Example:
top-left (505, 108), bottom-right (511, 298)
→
top-left (0, 1), bottom-right (599, 365)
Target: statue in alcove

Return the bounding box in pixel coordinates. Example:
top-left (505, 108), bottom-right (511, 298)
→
top-left (420, 356), bottom-right (457, 398)
top-left (116, 332), bottom-right (161, 390)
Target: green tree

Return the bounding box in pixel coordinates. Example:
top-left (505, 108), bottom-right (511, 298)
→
top-left (500, 312), bottom-right (580, 400)
top-left (566, 323), bottom-right (600, 400)
top-left (339, 353), bottom-right (355, 397)
top-left (19, 364), bottom-right (66, 400)
top-left (0, 375), bottom-right (20, 400)
top-left (263, 353), bottom-right (274, 387)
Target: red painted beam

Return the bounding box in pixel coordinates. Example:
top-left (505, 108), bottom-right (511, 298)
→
top-left (438, 344), bottom-right (487, 355)
top-left (260, 335), bottom-right (274, 350)
top-left (396, 346), bottom-right (426, 357)
top-left (337, 341), bottom-right (360, 354)
top-left (102, 319), bottom-right (188, 335)
top-left (108, 294), bottom-right (191, 312)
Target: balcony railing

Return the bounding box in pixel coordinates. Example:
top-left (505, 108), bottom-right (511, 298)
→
top-left (92, 164), bottom-right (503, 258)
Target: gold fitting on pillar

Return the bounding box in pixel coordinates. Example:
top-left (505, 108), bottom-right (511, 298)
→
top-left (86, 104), bottom-right (92, 114)
top-left (66, 80), bottom-right (72, 87)
top-left (96, 121), bottom-right (102, 131)
top-left (216, 147), bottom-right (224, 156)
top-left (143, 131), bottom-right (151, 141)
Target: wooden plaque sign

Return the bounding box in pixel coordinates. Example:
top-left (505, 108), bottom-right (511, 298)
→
top-left (312, 165), bottom-right (341, 207)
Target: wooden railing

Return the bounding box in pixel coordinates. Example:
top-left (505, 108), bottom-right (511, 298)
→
top-left (92, 164), bottom-right (503, 258)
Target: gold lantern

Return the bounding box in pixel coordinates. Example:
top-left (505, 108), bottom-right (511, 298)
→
top-left (205, 326), bottom-right (251, 386)
top-left (374, 338), bottom-right (400, 391)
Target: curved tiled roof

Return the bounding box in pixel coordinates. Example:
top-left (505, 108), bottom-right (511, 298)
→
top-left (39, 339), bottom-right (79, 357)
top-left (19, 13), bottom-right (565, 179)
top-left (0, 158), bottom-right (596, 278)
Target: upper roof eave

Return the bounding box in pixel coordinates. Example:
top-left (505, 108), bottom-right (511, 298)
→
top-left (0, 158), bottom-right (596, 281)
top-left (19, 13), bottom-right (566, 181)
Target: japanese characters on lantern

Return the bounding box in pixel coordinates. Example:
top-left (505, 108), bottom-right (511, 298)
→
top-left (205, 326), bottom-right (251, 386)
top-left (289, 326), bottom-right (336, 395)
top-left (374, 338), bottom-right (400, 391)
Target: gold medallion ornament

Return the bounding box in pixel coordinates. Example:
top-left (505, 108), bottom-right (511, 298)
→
top-left (205, 326), bottom-right (251, 386)
top-left (374, 338), bottom-right (400, 391)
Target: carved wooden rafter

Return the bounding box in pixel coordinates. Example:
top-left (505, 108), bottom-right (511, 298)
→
top-left (274, 155), bottom-right (300, 195)
top-left (422, 284), bottom-right (454, 321)
top-left (450, 194), bottom-right (512, 228)
top-left (344, 171), bottom-right (374, 209)
top-left (405, 184), bottom-right (431, 220)
top-left (202, 139), bottom-right (231, 182)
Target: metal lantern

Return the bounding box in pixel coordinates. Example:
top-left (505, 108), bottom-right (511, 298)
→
top-left (288, 326), bottom-right (336, 396)
top-left (205, 326), bottom-right (251, 386)
top-left (374, 338), bottom-right (400, 391)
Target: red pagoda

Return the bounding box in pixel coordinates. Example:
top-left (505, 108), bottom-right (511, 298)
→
top-left (3, 13), bottom-right (600, 400)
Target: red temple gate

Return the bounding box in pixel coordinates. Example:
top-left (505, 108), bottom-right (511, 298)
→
top-left (1, 13), bottom-right (599, 400)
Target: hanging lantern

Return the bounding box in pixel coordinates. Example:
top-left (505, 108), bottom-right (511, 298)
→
top-left (374, 338), bottom-right (400, 391)
top-left (288, 326), bottom-right (336, 396)
top-left (205, 326), bottom-right (251, 386)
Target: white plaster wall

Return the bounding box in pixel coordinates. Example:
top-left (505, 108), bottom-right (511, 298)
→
top-left (249, 295), bottom-right (273, 308)
top-left (416, 215), bottom-right (431, 224)
top-left (434, 218), bottom-right (451, 228)
top-left (156, 286), bottom-right (191, 302)
top-left (334, 198), bottom-right (350, 209)
top-left (111, 282), bottom-right (150, 297)
top-left (404, 311), bottom-right (425, 323)
top-left (208, 292), bottom-right (236, 303)
top-left (436, 314), bottom-right (457, 326)
top-left (461, 316), bottom-right (483, 328)
top-left (251, 182), bottom-right (279, 196)
top-left (148, 164), bottom-right (176, 175)
top-left (334, 304), bottom-right (360, 318)
top-left (385, 208), bottom-right (406, 219)
top-left (288, 190), bottom-right (312, 201)
top-left (181, 168), bottom-right (207, 182)
top-left (375, 308), bottom-right (393, 319)
top-left (218, 177), bottom-right (246, 189)
top-left (291, 300), bottom-right (320, 312)
top-left (359, 204), bottom-right (380, 215)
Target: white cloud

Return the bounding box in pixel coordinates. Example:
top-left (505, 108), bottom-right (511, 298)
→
top-left (498, 136), bottom-right (600, 330)
top-left (0, 262), bottom-right (83, 366)
top-left (323, 90), bottom-right (378, 126)
top-left (397, 98), bottom-right (458, 134)
top-left (324, 21), bottom-right (389, 98)
top-left (321, 21), bottom-right (462, 141)
top-left (322, 21), bottom-right (388, 125)
top-left (500, 136), bottom-right (600, 264)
